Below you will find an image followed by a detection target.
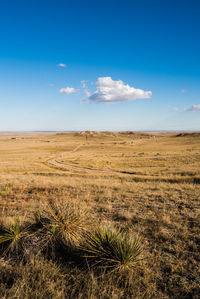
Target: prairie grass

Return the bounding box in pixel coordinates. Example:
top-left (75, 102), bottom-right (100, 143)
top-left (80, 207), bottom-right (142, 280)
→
top-left (0, 131), bottom-right (199, 298)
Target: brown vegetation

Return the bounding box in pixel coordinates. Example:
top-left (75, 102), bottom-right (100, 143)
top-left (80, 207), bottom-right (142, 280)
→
top-left (0, 132), bottom-right (199, 298)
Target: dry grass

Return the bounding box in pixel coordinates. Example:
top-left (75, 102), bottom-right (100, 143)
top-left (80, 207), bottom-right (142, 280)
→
top-left (0, 131), bottom-right (199, 298)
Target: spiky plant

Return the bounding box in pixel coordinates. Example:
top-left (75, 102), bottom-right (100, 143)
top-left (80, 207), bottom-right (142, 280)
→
top-left (84, 226), bottom-right (144, 272)
top-left (0, 217), bottom-right (31, 257)
top-left (38, 200), bottom-right (87, 249)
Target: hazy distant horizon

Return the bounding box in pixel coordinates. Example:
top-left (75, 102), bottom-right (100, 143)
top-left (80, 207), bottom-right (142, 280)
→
top-left (0, 129), bottom-right (199, 134)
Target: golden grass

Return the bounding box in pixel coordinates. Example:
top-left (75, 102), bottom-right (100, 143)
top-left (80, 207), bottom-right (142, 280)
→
top-left (0, 131), bottom-right (199, 298)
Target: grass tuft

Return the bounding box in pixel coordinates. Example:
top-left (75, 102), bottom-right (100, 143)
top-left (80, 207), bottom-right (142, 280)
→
top-left (40, 199), bottom-right (87, 245)
top-left (0, 217), bottom-right (31, 257)
top-left (29, 199), bottom-right (89, 258)
top-left (84, 226), bottom-right (144, 272)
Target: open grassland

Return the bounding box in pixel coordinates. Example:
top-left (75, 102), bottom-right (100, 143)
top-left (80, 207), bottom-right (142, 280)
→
top-left (0, 131), bottom-right (199, 298)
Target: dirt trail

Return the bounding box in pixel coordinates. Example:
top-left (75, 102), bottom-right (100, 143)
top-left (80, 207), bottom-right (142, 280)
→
top-left (46, 144), bottom-right (198, 183)
top-left (47, 144), bottom-right (128, 176)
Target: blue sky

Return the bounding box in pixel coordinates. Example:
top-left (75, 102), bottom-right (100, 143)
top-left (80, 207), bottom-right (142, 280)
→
top-left (0, 0), bottom-right (200, 131)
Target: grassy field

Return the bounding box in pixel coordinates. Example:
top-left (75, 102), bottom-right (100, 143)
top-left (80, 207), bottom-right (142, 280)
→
top-left (0, 131), bottom-right (199, 298)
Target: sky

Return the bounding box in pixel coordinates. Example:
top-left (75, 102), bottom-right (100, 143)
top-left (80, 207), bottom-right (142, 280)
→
top-left (0, 0), bottom-right (200, 131)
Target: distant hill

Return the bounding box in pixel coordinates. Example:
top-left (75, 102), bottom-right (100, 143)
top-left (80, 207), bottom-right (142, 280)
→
top-left (176, 132), bottom-right (200, 137)
top-left (73, 131), bottom-right (152, 138)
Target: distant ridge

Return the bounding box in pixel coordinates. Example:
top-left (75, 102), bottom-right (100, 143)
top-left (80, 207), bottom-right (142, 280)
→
top-left (176, 132), bottom-right (200, 137)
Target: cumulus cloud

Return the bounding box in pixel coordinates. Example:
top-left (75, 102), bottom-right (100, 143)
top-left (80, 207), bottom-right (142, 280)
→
top-left (81, 80), bottom-right (91, 97)
top-left (87, 77), bottom-right (152, 104)
top-left (186, 104), bottom-right (200, 112)
top-left (59, 87), bottom-right (77, 94)
top-left (57, 63), bottom-right (66, 68)
top-left (81, 80), bottom-right (87, 89)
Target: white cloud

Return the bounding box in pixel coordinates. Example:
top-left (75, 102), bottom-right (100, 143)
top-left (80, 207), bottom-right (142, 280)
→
top-left (81, 80), bottom-right (91, 97)
top-left (87, 77), bottom-right (152, 104)
top-left (57, 63), bottom-right (66, 68)
top-left (186, 104), bottom-right (200, 112)
top-left (59, 87), bottom-right (77, 94)
top-left (85, 89), bottom-right (91, 97)
top-left (81, 80), bottom-right (87, 89)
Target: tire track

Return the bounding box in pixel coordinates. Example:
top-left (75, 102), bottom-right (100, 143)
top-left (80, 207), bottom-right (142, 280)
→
top-left (46, 144), bottom-right (198, 183)
top-left (47, 144), bottom-right (127, 176)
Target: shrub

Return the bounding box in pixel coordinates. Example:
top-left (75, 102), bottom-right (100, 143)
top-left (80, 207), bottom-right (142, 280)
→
top-left (30, 199), bottom-right (89, 259)
top-left (83, 226), bottom-right (144, 273)
top-left (0, 217), bottom-right (31, 258)
top-left (39, 199), bottom-right (87, 245)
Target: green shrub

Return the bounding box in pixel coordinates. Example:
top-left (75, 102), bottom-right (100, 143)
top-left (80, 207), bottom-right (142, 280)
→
top-left (84, 226), bottom-right (144, 272)
top-left (0, 217), bottom-right (31, 257)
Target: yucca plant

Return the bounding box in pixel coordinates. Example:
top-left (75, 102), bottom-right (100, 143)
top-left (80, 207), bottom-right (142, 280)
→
top-left (37, 199), bottom-right (88, 253)
top-left (0, 217), bottom-right (31, 257)
top-left (84, 226), bottom-right (144, 273)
